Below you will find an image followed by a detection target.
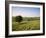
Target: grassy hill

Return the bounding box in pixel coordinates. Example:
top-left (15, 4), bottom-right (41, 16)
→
top-left (12, 17), bottom-right (40, 31)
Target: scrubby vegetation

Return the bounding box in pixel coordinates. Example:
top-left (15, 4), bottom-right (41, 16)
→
top-left (12, 17), bottom-right (40, 31)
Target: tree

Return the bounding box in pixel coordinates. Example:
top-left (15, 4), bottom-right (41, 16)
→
top-left (15, 15), bottom-right (23, 23)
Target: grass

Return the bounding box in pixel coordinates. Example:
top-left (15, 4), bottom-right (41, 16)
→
top-left (12, 20), bottom-right (40, 31)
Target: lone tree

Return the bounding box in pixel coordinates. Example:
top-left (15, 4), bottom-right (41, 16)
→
top-left (15, 15), bottom-right (23, 23)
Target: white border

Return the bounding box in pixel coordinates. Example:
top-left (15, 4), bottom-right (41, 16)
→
top-left (9, 4), bottom-right (43, 35)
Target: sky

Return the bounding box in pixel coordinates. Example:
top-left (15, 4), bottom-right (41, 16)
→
top-left (12, 7), bottom-right (40, 17)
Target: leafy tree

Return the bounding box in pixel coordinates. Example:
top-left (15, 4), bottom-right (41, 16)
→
top-left (15, 15), bottom-right (23, 23)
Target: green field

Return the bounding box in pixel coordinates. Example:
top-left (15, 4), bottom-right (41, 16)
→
top-left (12, 17), bottom-right (40, 31)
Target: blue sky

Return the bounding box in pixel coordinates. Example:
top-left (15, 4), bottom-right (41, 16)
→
top-left (12, 7), bottom-right (40, 17)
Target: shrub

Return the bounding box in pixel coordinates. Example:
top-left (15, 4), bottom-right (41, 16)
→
top-left (15, 15), bottom-right (23, 23)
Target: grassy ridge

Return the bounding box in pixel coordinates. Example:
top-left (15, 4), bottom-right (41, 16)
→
top-left (12, 17), bottom-right (40, 31)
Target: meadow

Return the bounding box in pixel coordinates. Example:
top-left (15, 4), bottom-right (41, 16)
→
top-left (12, 17), bottom-right (40, 31)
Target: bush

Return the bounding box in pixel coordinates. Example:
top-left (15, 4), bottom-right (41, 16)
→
top-left (15, 15), bottom-right (23, 23)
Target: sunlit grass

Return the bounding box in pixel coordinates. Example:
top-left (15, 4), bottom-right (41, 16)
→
top-left (12, 20), bottom-right (40, 31)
